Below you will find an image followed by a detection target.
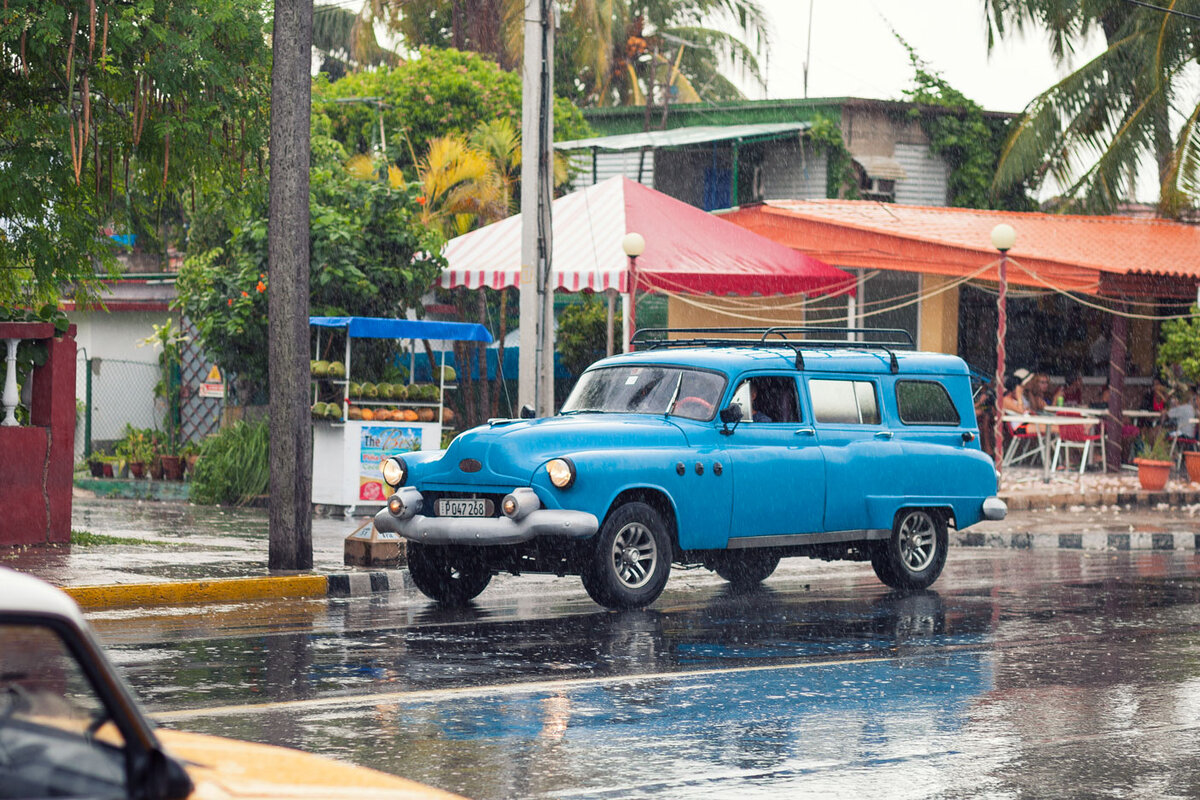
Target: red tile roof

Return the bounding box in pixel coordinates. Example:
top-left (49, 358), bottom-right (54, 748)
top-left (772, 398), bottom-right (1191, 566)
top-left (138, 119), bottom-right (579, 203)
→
top-left (723, 200), bottom-right (1200, 297)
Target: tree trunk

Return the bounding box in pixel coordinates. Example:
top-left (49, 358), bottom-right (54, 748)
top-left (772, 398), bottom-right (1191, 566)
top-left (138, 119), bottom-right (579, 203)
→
top-left (494, 289), bottom-right (507, 417)
top-left (477, 289), bottom-right (491, 420)
top-left (267, 0), bottom-right (314, 571)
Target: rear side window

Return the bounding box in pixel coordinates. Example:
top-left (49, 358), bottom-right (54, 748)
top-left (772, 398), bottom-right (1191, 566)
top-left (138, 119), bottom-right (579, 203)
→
top-left (809, 379), bottom-right (881, 425)
top-left (896, 380), bottom-right (960, 425)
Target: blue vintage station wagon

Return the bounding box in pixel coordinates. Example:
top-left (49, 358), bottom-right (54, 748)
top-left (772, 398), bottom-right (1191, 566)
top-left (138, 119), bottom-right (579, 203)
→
top-left (373, 328), bottom-right (1006, 609)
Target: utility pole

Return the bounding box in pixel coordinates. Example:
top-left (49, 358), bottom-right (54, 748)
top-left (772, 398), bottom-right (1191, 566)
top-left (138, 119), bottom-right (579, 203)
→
top-left (267, 0), bottom-right (314, 570)
top-left (519, 0), bottom-right (555, 416)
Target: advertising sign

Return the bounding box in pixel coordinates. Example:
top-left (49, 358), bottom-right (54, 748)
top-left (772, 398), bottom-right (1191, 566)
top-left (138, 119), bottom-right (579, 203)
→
top-left (358, 425), bottom-right (422, 501)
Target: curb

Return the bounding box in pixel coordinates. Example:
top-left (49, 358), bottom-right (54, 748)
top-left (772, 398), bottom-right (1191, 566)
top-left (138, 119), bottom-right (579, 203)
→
top-left (64, 569), bottom-right (409, 610)
top-left (999, 487), bottom-right (1200, 511)
top-left (953, 530), bottom-right (1199, 551)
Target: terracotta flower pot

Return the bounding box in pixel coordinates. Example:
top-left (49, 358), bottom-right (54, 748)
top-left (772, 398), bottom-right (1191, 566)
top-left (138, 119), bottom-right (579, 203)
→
top-left (128, 461), bottom-right (146, 479)
top-left (101, 463), bottom-right (114, 479)
top-left (1134, 458), bottom-right (1171, 491)
top-left (1184, 451), bottom-right (1200, 484)
top-left (89, 461), bottom-right (105, 478)
top-left (160, 455), bottom-right (184, 481)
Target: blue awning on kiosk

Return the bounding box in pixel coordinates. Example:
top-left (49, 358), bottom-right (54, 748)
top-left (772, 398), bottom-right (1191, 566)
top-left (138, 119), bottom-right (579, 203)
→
top-left (309, 316), bottom-right (492, 343)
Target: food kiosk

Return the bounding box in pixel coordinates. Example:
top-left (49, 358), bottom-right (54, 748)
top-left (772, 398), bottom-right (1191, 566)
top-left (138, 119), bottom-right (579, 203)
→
top-left (308, 316), bottom-right (492, 510)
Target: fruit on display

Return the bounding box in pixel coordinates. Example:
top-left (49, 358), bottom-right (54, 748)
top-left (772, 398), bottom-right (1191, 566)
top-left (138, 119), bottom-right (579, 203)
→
top-left (326, 403), bottom-right (343, 420)
top-left (442, 407), bottom-right (456, 424)
top-left (361, 408), bottom-right (375, 421)
top-left (417, 408), bottom-right (435, 422)
top-left (402, 409), bottom-right (419, 422)
top-left (349, 382), bottom-right (362, 397)
top-left (362, 382), bottom-right (379, 399)
top-left (311, 360), bottom-right (331, 377)
top-left (391, 383), bottom-right (408, 401)
top-left (375, 383), bottom-right (393, 400)
top-left (328, 361), bottom-right (346, 378)
top-left (347, 406), bottom-right (363, 420)
top-left (311, 401), bottom-right (328, 418)
top-left (438, 365), bottom-right (457, 382)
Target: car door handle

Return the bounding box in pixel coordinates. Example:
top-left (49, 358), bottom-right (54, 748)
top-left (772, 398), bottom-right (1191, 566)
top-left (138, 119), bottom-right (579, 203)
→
top-left (874, 430), bottom-right (894, 440)
top-left (794, 427), bottom-right (816, 436)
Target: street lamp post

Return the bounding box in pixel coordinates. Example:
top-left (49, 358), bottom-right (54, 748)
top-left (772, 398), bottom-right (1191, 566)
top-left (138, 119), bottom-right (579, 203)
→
top-left (991, 223), bottom-right (1016, 472)
top-left (622, 232), bottom-right (645, 352)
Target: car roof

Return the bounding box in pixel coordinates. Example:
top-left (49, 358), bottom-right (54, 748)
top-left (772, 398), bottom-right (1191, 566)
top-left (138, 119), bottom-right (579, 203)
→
top-left (0, 567), bottom-right (89, 624)
top-left (591, 346), bottom-right (969, 378)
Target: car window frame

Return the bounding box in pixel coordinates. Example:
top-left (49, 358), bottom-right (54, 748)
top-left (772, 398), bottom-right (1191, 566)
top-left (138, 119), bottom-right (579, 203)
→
top-left (561, 363), bottom-right (728, 421)
top-left (895, 378), bottom-right (961, 426)
top-left (730, 373), bottom-right (804, 424)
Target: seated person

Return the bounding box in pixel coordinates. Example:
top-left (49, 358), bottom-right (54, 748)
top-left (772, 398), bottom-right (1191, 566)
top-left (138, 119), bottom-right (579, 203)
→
top-left (750, 384), bottom-right (772, 422)
top-left (1053, 371), bottom-right (1084, 406)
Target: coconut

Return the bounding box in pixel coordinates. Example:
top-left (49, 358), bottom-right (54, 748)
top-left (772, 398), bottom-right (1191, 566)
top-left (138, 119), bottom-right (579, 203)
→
top-left (361, 382), bottom-right (378, 399)
top-left (311, 402), bottom-right (328, 417)
top-left (311, 360), bottom-right (331, 378)
top-left (328, 361), bottom-right (346, 378)
top-left (438, 365), bottom-right (457, 382)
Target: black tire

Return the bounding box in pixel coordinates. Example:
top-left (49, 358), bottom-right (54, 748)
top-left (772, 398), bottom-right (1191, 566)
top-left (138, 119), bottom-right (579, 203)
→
top-left (580, 502), bottom-right (673, 609)
top-left (407, 542), bottom-right (492, 605)
top-left (713, 550), bottom-right (781, 588)
top-left (871, 509), bottom-right (948, 591)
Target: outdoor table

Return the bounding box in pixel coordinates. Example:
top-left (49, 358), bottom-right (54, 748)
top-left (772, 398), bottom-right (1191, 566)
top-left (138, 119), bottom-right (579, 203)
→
top-left (1052, 405), bottom-right (1105, 417)
top-left (1003, 413), bottom-right (1102, 482)
top-left (1121, 409), bottom-right (1165, 421)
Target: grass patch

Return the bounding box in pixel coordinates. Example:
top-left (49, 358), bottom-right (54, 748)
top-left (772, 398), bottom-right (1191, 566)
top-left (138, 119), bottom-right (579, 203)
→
top-left (70, 530), bottom-right (149, 547)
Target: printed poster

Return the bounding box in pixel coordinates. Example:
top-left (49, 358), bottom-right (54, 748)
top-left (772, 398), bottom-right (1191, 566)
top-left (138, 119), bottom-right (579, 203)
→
top-left (359, 425), bottom-right (422, 501)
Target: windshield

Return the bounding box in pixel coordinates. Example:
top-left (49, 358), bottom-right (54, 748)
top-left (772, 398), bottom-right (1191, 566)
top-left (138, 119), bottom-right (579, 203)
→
top-left (560, 366), bottom-right (725, 420)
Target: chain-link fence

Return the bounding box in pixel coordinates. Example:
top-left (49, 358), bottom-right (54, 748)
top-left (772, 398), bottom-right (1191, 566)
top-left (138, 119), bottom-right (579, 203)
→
top-left (80, 357), bottom-right (161, 456)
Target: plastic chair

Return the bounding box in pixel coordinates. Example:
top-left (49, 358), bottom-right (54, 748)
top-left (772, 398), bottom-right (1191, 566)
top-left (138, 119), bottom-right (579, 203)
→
top-left (1003, 422), bottom-right (1042, 467)
top-left (1050, 412), bottom-right (1105, 473)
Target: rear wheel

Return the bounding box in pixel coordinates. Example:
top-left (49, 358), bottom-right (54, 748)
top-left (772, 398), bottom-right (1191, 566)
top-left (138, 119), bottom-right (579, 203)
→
top-left (712, 550), bottom-right (781, 588)
top-left (581, 502), bottom-right (672, 609)
top-left (407, 542), bottom-right (492, 605)
top-left (871, 509), bottom-right (947, 591)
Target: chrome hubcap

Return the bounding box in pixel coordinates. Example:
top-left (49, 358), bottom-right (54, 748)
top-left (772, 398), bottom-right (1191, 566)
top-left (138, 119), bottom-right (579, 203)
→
top-left (610, 523), bottom-right (657, 589)
top-left (898, 512), bottom-right (936, 573)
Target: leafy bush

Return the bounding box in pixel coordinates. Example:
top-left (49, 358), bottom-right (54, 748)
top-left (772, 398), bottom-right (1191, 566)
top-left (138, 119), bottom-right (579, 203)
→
top-left (190, 421), bottom-right (269, 506)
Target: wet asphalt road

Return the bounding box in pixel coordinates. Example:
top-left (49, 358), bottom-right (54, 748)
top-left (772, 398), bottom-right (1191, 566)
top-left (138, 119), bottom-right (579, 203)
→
top-left (89, 548), bottom-right (1200, 799)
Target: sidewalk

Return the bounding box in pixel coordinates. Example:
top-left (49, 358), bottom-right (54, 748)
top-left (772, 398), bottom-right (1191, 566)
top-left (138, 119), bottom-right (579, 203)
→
top-left (3, 468), bottom-right (1197, 611)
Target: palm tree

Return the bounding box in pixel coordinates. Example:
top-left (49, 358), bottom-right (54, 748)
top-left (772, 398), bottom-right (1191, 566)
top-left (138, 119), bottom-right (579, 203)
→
top-left (313, 3), bottom-right (403, 79)
top-left (356, 0), bottom-right (768, 107)
top-left (985, 0), bottom-right (1199, 217)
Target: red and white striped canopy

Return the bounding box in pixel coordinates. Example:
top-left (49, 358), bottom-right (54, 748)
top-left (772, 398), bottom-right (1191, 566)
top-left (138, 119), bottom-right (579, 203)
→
top-left (440, 177), bottom-right (853, 297)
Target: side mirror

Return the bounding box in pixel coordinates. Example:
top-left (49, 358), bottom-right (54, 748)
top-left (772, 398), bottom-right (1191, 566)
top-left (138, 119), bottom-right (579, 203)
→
top-left (519, 404), bottom-right (536, 419)
top-left (719, 403), bottom-right (742, 436)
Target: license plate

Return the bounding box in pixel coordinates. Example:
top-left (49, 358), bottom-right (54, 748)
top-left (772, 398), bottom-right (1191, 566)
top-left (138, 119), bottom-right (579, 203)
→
top-left (437, 498), bottom-right (493, 517)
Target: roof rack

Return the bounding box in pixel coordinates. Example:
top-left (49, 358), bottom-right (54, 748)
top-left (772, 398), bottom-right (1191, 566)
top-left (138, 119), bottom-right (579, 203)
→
top-left (630, 326), bottom-right (916, 373)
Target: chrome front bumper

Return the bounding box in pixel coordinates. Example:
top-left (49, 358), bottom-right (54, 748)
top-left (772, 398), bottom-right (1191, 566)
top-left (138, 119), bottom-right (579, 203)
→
top-left (982, 496), bottom-right (1008, 521)
top-left (372, 486), bottom-right (600, 546)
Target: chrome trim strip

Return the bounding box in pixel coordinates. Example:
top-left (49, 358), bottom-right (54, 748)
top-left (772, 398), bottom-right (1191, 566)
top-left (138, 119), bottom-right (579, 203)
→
top-left (726, 529), bottom-right (890, 549)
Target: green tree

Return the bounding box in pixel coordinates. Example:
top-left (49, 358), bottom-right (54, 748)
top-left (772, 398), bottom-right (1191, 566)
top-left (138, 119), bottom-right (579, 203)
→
top-left (900, 39), bottom-right (1035, 211)
top-left (0, 0), bottom-right (271, 307)
top-left (176, 128), bottom-right (445, 396)
top-left (313, 47), bottom-right (590, 173)
top-left (557, 295), bottom-right (619, 381)
top-left (985, 0), bottom-right (1198, 216)
top-left (1158, 308), bottom-right (1200, 385)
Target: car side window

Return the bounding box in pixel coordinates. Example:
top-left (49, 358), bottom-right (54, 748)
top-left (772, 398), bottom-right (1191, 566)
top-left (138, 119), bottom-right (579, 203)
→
top-left (896, 380), bottom-right (960, 425)
top-left (734, 376), bottom-right (800, 423)
top-left (810, 379), bottom-right (880, 424)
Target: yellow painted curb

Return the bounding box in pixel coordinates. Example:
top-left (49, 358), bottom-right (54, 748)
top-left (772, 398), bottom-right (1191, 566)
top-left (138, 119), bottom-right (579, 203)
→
top-left (65, 575), bottom-right (330, 609)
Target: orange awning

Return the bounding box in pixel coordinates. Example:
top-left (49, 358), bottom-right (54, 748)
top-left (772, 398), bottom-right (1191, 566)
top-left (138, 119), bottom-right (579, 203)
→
top-left (723, 201), bottom-right (1200, 298)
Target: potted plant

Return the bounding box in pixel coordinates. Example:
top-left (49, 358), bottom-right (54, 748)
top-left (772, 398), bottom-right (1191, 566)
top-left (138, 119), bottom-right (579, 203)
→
top-left (115, 425), bottom-right (154, 479)
top-left (1134, 428), bottom-right (1173, 491)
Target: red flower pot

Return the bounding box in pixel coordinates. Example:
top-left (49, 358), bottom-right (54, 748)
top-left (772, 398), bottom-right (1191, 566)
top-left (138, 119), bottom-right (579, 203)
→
top-left (1134, 458), bottom-right (1171, 491)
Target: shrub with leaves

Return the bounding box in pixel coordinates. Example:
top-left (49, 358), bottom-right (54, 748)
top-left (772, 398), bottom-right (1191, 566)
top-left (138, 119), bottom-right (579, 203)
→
top-left (190, 420), bottom-right (269, 506)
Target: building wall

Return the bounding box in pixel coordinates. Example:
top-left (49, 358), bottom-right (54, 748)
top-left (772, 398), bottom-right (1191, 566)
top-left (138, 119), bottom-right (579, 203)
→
top-left (762, 140), bottom-right (828, 200)
top-left (918, 274), bottom-right (960, 354)
top-left (894, 143), bottom-right (951, 206)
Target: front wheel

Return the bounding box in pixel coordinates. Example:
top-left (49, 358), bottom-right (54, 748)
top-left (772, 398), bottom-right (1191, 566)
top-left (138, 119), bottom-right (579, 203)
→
top-left (581, 502), bottom-right (673, 609)
top-left (407, 542), bottom-right (492, 605)
top-left (871, 509), bottom-right (947, 591)
top-left (712, 550), bottom-right (781, 588)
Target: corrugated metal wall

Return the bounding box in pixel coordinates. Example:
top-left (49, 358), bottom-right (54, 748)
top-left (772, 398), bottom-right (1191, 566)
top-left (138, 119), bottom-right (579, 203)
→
top-left (762, 141), bottom-right (827, 200)
top-left (568, 150), bottom-right (655, 188)
top-left (893, 143), bottom-right (949, 206)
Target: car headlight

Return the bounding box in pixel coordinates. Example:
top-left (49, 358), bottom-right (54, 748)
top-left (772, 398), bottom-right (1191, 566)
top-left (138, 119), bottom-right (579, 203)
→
top-left (381, 457), bottom-right (407, 488)
top-left (545, 458), bottom-right (575, 489)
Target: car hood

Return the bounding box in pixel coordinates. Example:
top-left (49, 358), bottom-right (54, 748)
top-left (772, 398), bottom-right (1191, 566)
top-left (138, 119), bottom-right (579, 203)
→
top-left (158, 728), bottom-right (465, 799)
top-left (420, 414), bottom-right (689, 485)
